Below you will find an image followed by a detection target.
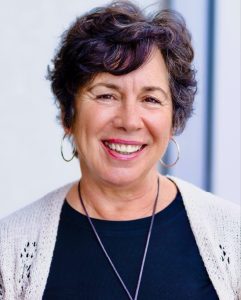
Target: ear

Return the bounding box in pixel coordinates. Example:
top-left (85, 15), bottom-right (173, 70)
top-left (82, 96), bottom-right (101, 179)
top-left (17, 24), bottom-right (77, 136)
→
top-left (64, 128), bottom-right (71, 135)
top-left (170, 124), bottom-right (177, 137)
top-left (170, 129), bottom-right (174, 139)
top-left (61, 113), bottom-right (72, 135)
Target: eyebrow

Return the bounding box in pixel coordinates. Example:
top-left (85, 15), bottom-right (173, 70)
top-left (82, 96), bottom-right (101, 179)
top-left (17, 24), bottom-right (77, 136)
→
top-left (87, 83), bottom-right (168, 98)
top-left (87, 83), bottom-right (121, 92)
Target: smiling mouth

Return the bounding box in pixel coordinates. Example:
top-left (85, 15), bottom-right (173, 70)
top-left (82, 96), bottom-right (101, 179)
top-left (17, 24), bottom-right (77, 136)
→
top-left (103, 141), bottom-right (146, 155)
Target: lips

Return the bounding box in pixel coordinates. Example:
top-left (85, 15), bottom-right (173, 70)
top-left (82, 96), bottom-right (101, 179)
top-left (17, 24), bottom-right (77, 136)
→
top-left (102, 139), bottom-right (147, 160)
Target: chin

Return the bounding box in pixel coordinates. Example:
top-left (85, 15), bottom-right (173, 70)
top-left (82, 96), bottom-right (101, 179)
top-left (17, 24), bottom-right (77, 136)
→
top-left (99, 168), bottom-right (150, 187)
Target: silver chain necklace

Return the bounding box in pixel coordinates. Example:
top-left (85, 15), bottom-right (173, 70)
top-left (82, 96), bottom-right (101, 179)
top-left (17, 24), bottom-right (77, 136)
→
top-left (77, 177), bottom-right (160, 300)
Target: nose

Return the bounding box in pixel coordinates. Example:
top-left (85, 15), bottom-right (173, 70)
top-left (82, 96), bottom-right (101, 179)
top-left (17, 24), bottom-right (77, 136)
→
top-left (112, 101), bottom-right (143, 132)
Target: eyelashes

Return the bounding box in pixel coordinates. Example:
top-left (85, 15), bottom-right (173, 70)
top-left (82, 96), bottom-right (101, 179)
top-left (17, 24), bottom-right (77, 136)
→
top-left (96, 94), bottom-right (114, 100)
top-left (144, 97), bottom-right (163, 105)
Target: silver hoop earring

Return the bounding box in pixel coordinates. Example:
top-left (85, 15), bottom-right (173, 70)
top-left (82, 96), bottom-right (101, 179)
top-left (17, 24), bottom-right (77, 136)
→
top-left (60, 133), bottom-right (76, 162)
top-left (160, 137), bottom-right (180, 168)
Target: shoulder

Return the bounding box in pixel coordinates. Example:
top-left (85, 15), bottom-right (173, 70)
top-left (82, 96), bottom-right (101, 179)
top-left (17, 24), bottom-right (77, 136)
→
top-left (0, 182), bottom-right (75, 298)
top-left (168, 176), bottom-right (239, 212)
top-left (169, 177), bottom-right (241, 241)
top-left (0, 181), bottom-right (75, 238)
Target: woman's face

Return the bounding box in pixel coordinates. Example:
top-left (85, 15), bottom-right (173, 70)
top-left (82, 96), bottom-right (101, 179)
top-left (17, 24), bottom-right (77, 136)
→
top-left (71, 49), bottom-right (173, 186)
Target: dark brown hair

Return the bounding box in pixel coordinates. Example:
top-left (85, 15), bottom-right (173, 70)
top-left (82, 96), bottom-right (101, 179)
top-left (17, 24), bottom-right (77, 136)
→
top-left (48, 0), bottom-right (197, 134)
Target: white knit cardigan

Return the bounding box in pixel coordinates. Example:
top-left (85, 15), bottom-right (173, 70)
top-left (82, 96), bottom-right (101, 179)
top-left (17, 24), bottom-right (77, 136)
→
top-left (0, 177), bottom-right (240, 300)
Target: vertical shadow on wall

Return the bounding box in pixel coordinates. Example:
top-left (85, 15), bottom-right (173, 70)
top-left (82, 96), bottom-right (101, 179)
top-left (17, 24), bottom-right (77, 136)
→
top-left (205, 0), bottom-right (215, 191)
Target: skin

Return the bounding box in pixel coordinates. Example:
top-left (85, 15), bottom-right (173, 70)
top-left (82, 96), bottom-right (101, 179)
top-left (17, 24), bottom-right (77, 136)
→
top-left (65, 48), bottom-right (177, 220)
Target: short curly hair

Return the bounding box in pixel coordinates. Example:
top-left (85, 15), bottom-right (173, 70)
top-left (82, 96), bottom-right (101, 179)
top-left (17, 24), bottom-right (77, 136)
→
top-left (47, 0), bottom-right (197, 135)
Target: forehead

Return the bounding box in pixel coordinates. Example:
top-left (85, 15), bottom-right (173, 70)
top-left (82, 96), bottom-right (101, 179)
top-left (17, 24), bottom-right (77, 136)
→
top-left (85, 49), bottom-right (169, 91)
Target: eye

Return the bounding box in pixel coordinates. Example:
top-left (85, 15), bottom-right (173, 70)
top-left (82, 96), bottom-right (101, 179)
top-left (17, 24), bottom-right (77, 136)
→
top-left (96, 94), bottom-right (115, 100)
top-left (144, 97), bottom-right (162, 105)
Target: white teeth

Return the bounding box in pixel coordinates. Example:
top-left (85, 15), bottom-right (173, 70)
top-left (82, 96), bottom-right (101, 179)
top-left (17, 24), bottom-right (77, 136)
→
top-left (116, 144), bottom-right (122, 152)
top-left (120, 144), bottom-right (126, 152)
top-left (104, 142), bottom-right (143, 154)
top-left (126, 145), bottom-right (132, 152)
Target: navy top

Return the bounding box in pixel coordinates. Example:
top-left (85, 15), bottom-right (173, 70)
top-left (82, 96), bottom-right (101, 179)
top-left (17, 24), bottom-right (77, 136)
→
top-left (43, 191), bottom-right (219, 299)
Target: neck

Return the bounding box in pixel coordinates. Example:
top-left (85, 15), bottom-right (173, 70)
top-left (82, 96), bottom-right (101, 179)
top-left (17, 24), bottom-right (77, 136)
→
top-left (78, 171), bottom-right (159, 220)
top-left (66, 169), bottom-right (177, 221)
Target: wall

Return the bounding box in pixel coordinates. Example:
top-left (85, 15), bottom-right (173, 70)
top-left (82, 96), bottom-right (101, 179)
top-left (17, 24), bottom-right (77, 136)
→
top-left (169, 0), bottom-right (240, 204)
top-left (212, 0), bottom-right (240, 203)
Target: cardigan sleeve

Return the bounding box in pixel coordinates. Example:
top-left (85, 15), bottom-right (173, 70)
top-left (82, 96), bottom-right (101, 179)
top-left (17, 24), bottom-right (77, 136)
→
top-left (0, 183), bottom-right (72, 300)
top-left (0, 220), bottom-right (5, 300)
top-left (0, 270), bottom-right (4, 300)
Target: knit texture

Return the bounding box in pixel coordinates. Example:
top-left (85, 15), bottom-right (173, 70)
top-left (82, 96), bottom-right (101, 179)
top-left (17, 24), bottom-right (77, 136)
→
top-left (0, 177), bottom-right (240, 300)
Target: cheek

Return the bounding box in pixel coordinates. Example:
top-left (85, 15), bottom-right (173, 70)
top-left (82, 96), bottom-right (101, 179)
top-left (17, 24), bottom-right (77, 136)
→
top-left (75, 105), bottom-right (114, 139)
top-left (153, 126), bottom-right (171, 145)
top-left (147, 112), bottom-right (173, 139)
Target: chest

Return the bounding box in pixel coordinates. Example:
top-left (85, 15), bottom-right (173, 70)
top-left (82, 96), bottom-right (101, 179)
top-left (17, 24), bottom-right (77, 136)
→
top-left (42, 209), bottom-right (219, 299)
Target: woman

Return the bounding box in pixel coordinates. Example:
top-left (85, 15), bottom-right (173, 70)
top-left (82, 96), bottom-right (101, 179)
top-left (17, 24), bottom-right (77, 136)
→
top-left (0, 1), bottom-right (240, 299)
